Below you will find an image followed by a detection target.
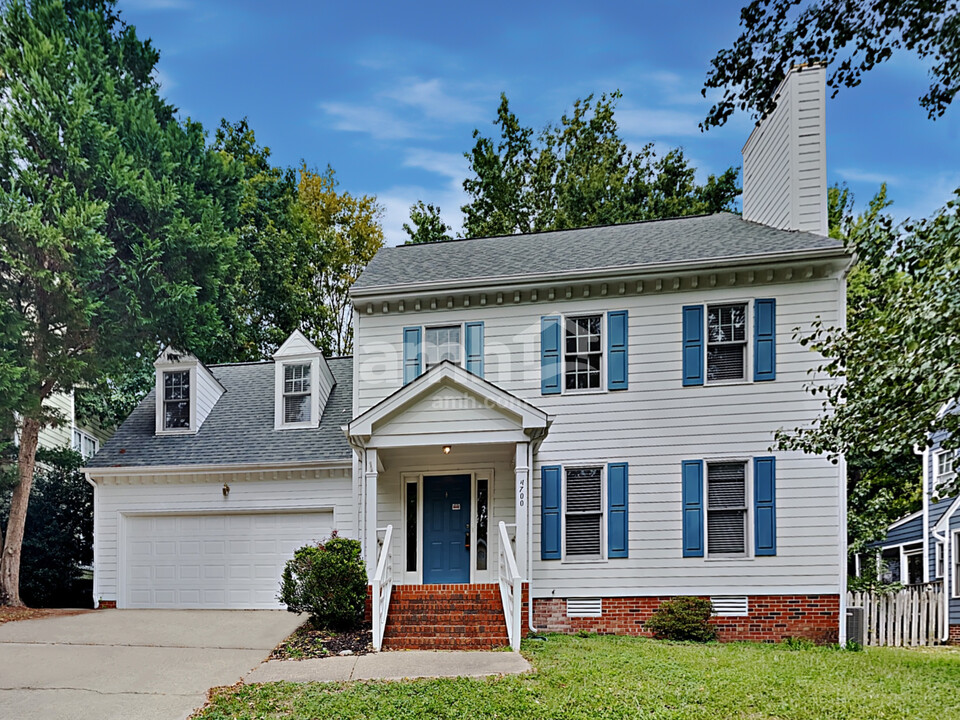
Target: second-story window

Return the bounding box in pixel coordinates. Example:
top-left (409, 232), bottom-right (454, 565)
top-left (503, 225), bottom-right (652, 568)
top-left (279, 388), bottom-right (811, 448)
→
top-left (565, 315), bottom-right (602, 390)
top-left (936, 449), bottom-right (956, 490)
top-left (72, 428), bottom-right (99, 459)
top-left (163, 370), bottom-right (191, 430)
top-left (283, 363), bottom-right (312, 424)
top-left (425, 325), bottom-right (461, 371)
top-left (707, 303), bottom-right (747, 382)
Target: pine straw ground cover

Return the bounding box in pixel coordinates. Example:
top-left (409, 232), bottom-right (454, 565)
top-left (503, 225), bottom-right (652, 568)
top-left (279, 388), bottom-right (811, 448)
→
top-left (0, 607), bottom-right (91, 625)
top-left (270, 620), bottom-right (373, 660)
top-left (195, 633), bottom-right (960, 720)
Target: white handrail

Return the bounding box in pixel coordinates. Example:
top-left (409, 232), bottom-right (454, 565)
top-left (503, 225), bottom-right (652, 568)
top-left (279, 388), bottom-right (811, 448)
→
top-left (498, 521), bottom-right (523, 651)
top-left (371, 525), bottom-right (394, 652)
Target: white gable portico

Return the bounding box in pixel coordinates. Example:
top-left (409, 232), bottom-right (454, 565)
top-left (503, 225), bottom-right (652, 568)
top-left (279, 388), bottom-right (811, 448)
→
top-left (345, 361), bottom-right (551, 649)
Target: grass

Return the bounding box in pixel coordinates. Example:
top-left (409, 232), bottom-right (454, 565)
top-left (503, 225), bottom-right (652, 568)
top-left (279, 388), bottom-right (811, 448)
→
top-left (195, 634), bottom-right (960, 720)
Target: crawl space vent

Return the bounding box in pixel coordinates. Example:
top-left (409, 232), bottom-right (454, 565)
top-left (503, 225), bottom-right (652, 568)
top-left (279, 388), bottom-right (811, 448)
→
top-left (710, 596), bottom-right (749, 616)
top-left (566, 598), bottom-right (602, 617)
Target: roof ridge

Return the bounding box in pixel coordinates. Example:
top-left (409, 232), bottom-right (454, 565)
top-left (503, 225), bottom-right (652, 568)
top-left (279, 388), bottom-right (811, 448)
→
top-left (386, 212), bottom-right (721, 249)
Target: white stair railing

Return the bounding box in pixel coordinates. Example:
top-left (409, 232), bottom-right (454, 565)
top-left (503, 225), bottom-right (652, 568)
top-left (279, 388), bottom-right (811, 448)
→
top-left (497, 521), bottom-right (522, 652)
top-left (371, 525), bottom-right (394, 652)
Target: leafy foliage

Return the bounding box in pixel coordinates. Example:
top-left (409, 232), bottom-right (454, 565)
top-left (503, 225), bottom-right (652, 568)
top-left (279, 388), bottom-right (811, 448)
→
top-left (403, 200), bottom-right (452, 244)
top-left (0, 448), bottom-right (92, 607)
top-left (644, 597), bottom-right (718, 642)
top-left (278, 534), bottom-right (367, 630)
top-left (461, 93), bottom-right (740, 238)
top-left (297, 166), bottom-right (384, 355)
top-left (702, 1), bottom-right (959, 129)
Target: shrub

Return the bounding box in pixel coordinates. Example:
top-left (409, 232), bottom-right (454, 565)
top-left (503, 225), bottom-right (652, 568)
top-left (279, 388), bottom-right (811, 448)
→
top-left (278, 533), bottom-right (367, 630)
top-left (645, 597), bottom-right (718, 642)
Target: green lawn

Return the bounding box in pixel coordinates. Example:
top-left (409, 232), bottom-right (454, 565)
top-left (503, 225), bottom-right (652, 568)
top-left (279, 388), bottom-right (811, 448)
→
top-left (195, 634), bottom-right (960, 720)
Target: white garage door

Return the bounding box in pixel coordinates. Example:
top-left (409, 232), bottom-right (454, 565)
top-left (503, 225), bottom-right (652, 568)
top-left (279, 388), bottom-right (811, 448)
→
top-left (124, 511), bottom-right (334, 609)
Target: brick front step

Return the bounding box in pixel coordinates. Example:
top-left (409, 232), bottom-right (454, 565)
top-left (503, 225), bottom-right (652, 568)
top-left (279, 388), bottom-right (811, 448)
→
top-left (382, 583), bottom-right (509, 651)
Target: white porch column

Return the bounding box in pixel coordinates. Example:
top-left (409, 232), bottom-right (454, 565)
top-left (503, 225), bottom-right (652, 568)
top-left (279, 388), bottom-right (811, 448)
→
top-left (365, 447), bottom-right (379, 583)
top-left (514, 441), bottom-right (530, 579)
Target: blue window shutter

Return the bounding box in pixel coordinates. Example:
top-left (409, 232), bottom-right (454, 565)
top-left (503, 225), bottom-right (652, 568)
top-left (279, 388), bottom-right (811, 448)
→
top-left (754, 456), bottom-right (777, 556)
top-left (681, 460), bottom-right (704, 557)
top-left (607, 462), bottom-right (629, 558)
top-left (607, 311), bottom-right (629, 391)
top-left (754, 299), bottom-right (776, 381)
top-left (541, 316), bottom-right (562, 395)
top-left (682, 305), bottom-right (704, 386)
top-left (464, 321), bottom-right (484, 378)
top-left (402, 327), bottom-right (421, 385)
top-left (541, 465), bottom-right (562, 560)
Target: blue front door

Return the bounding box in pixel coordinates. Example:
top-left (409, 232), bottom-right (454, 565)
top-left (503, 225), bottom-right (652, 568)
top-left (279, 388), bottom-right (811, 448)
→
top-left (423, 475), bottom-right (471, 584)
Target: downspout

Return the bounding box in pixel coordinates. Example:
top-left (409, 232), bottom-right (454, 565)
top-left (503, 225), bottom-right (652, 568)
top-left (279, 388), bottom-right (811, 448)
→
top-left (933, 502), bottom-right (959, 643)
top-left (84, 473), bottom-right (99, 609)
top-left (920, 446), bottom-right (930, 583)
top-left (527, 440), bottom-right (537, 634)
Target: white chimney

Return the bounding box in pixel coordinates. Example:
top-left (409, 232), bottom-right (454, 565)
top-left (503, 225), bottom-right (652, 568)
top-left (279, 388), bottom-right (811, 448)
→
top-left (742, 63), bottom-right (827, 236)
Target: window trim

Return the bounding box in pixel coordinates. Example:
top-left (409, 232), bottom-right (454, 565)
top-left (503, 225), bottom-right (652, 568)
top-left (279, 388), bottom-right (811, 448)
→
top-left (155, 365), bottom-right (197, 435)
top-left (274, 356), bottom-right (320, 430)
top-left (953, 530), bottom-right (960, 599)
top-left (703, 457), bottom-right (753, 561)
top-left (423, 323), bottom-right (465, 372)
top-left (705, 300), bottom-right (751, 385)
top-left (561, 464), bottom-right (607, 563)
top-left (936, 540), bottom-right (944, 578)
top-left (281, 362), bottom-right (313, 425)
top-left (72, 427), bottom-right (99, 460)
top-left (935, 449), bottom-right (956, 490)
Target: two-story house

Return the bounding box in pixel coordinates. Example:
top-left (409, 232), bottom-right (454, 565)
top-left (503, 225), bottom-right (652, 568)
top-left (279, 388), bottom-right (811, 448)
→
top-left (84, 64), bottom-right (851, 649)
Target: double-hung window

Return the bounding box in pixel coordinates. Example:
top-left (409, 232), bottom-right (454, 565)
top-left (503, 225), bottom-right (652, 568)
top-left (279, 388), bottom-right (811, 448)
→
top-left (954, 532), bottom-right (960, 599)
top-left (424, 326), bottom-right (461, 370)
top-left (707, 462), bottom-right (747, 556)
top-left (564, 467), bottom-right (603, 557)
top-left (72, 428), bottom-right (99, 459)
top-left (936, 449), bottom-right (956, 491)
top-left (283, 363), bottom-right (312, 424)
top-left (707, 303), bottom-right (747, 382)
top-left (565, 315), bottom-right (602, 390)
top-left (162, 370), bottom-right (191, 430)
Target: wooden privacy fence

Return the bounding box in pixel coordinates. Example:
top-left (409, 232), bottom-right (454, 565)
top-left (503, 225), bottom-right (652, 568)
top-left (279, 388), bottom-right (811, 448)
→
top-left (847, 582), bottom-right (945, 647)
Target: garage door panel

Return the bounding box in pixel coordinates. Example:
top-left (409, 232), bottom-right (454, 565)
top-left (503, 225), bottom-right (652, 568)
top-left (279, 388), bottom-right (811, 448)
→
top-left (123, 511), bottom-right (333, 609)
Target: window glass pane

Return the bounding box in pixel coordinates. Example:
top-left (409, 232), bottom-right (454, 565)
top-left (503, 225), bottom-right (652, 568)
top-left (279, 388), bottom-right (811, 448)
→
top-left (163, 371), bottom-right (190, 401)
top-left (565, 467), bottom-right (602, 557)
top-left (906, 552), bottom-right (924, 585)
top-left (164, 400), bottom-right (190, 429)
top-left (425, 326), bottom-right (461, 369)
top-left (566, 467), bottom-right (602, 512)
top-left (881, 548), bottom-right (901, 584)
top-left (564, 315), bottom-right (602, 390)
top-left (284, 363), bottom-right (311, 394)
top-left (83, 436), bottom-right (97, 459)
top-left (476, 479), bottom-right (488, 571)
top-left (707, 462), bottom-right (746, 555)
top-left (406, 483), bottom-right (417, 573)
top-left (283, 394), bottom-right (310, 423)
top-left (707, 344), bottom-right (745, 381)
top-left (566, 515), bottom-right (601, 556)
top-left (706, 304), bottom-right (747, 382)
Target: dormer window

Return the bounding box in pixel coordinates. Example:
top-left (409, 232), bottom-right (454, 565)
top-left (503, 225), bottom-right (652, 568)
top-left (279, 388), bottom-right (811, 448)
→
top-left (283, 363), bottom-right (312, 424)
top-left (163, 370), bottom-right (191, 429)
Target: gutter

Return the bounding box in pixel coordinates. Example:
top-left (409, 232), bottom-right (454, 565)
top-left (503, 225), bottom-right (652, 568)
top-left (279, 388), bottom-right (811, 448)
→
top-left (81, 458), bottom-right (353, 477)
top-left (350, 246), bottom-right (852, 300)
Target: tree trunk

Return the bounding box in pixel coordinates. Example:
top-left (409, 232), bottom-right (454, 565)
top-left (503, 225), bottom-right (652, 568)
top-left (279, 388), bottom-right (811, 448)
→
top-left (0, 416), bottom-right (41, 607)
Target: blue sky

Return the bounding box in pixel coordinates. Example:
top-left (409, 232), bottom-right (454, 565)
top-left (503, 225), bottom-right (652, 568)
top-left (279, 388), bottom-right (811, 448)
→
top-left (121, 0), bottom-right (960, 245)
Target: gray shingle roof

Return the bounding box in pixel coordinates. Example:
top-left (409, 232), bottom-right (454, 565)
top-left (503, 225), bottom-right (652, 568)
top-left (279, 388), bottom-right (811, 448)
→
top-left (86, 358), bottom-right (354, 469)
top-left (352, 213), bottom-right (846, 293)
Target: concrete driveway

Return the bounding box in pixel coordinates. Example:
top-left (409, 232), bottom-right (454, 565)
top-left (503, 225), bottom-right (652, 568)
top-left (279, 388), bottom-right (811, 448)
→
top-left (0, 609), bottom-right (302, 720)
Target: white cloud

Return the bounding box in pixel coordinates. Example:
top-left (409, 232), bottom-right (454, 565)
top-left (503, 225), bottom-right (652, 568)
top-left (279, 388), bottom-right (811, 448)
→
top-left (403, 148), bottom-right (467, 180)
top-left (615, 107), bottom-right (704, 138)
top-left (319, 102), bottom-right (423, 140)
top-left (836, 167), bottom-right (899, 186)
top-left (152, 68), bottom-right (177, 92)
top-left (384, 78), bottom-right (485, 124)
top-left (377, 178), bottom-right (468, 247)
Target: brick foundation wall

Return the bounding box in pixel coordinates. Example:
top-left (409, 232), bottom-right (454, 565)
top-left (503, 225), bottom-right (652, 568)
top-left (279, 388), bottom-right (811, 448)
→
top-left (97, 600), bottom-right (117, 609)
top-left (949, 624), bottom-right (960, 644)
top-left (533, 594), bottom-right (840, 644)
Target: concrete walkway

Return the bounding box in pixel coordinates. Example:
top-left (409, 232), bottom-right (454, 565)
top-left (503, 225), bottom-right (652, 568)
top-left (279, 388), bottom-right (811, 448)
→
top-left (0, 609), bottom-right (302, 720)
top-left (245, 650), bottom-right (532, 684)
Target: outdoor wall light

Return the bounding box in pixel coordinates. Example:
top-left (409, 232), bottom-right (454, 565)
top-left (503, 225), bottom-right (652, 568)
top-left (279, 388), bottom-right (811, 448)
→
top-left (442, 445), bottom-right (452, 455)
top-left (222, 483), bottom-right (230, 496)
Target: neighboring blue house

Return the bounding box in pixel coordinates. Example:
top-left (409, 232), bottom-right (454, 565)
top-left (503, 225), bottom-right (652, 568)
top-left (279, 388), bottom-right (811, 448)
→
top-left (867, 430), bottom-right (960, 643)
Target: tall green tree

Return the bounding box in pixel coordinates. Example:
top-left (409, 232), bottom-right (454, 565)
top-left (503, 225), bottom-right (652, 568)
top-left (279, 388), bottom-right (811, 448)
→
top-left (461, 93), bottom-right (740, 238)
top-left (297, 166), bottom-right (384, 355)
top-left (0, 0), bottom-right (242, 605)
top-left (702, 1), bottom-right (958, 129)
top-left (403, 200), bottom-right (452, 244)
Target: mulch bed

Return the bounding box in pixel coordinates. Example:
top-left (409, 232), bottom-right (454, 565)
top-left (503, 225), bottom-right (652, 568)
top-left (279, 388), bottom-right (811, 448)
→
top-left (271, 620), bottom-right (373, 660)
top-left (0, 607), bottom-right (92, 625)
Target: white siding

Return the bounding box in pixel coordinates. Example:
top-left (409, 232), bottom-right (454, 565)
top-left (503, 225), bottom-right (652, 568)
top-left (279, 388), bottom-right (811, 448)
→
top-left (195, 363), bottom-right (224, 427)
top-left (354, 273), bottom-right (845, 599)
top-left (38, 391), bottom-right (74, 450)
top-left (743, 64), bottom-right (827, 236)
top-left (375, 385), bottom-right (521, 440)
top-left (91, 468), bottom-right (353, 605)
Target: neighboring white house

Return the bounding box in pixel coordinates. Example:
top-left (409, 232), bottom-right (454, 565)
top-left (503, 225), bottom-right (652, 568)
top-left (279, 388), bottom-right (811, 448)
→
top-left (12, 390), bottom-right (109, 461)
top-left (84, 64), bottom-right (851, 647)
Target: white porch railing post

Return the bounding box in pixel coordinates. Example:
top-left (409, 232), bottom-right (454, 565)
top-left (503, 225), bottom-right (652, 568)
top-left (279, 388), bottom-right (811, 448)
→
top-left (498, 521), bottom-right (522, 651)
top-left (364, 448), bottom-right (378, 583)
top-left (371, 524), bottom-right (394, 652)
